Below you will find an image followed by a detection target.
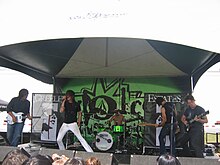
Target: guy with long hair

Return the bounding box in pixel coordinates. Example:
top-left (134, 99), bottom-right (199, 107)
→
top-left (7, 88), bottom-right (32, 146)
top-left (155, 97), bottom-right (177, 156)
top-left (57, 90), bottom-right (93, 152)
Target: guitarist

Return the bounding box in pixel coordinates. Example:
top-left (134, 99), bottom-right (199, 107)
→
top-left (181, 95), bottom-right (208, 158)
top-left (155, 97), bottom-right (177, 156)
top-left (6, 89), bottom-right (32, 146)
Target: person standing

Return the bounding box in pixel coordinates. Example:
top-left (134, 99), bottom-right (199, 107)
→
top-left (181, 95), bottom-right (208, 158)
top-left (7, 88), bottom-right (32, 146)
top-left (155, 97), bottom-right (177, 156)
top-left (56, 90), bottom-right (93, 152)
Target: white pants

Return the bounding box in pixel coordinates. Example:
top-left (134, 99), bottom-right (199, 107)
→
top-left (57, 122), bottom-right (93, 152)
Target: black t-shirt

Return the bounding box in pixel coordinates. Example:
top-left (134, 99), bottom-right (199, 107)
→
top-left (7, 97), bottom-right (30, 116)
top-left (162, 102), bottom-right (176, 124)
top-left (64, 100), bottom-right (81, 124)
top-left (184, 105), bottom-right (205, 129)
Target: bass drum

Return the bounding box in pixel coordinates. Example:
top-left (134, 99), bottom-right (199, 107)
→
top-left (95, 131), bottom-right (113, 151)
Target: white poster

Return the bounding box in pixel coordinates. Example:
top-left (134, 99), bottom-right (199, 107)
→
top-left (41, 114), bottom-right (57, 141)
top-left (32, 93), bottom-right (63, 142)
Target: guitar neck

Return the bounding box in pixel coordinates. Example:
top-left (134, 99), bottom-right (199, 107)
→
top-left (189, 111), bottom-right (209, 124)
top-left (145, 123), bottom-right (157, 127)
top-left (138, 122), bottom-right (157, 127)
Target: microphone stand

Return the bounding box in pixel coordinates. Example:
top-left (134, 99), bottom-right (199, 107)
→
top-left (170, 104), bottom-right (175, 156)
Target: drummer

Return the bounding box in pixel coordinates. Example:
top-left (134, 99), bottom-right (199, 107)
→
top-left (108, 109), bottom-right (126, 148)
top-left (108, 109), bottom-right (125, 126)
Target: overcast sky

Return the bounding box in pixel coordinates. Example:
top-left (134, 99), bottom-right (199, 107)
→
top-left (0, 67), bottom-right (53, 102)
top-left (193, 62), bottom-right (220, 125)
top-left (0, 63), bottom-right (220, 124)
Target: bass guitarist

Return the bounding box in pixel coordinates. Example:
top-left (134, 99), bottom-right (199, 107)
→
top-left (155, 97), bottom-right (177, 156)
top-left (181, 95), bottom-right (208, 158)
top-left (7, 89), bottom-right (32, 146)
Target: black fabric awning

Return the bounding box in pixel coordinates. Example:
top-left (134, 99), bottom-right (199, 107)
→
top-left (0, 38), bottom-right (219, 91)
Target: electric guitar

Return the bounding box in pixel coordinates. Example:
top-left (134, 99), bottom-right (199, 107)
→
top-left (7, 112), bottom-right (27, 125)
top-left (185, 110), bottom-right (209, 130)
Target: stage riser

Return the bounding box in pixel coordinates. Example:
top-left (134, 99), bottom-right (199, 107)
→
top-left (130, 155), bottom-right (220, 165)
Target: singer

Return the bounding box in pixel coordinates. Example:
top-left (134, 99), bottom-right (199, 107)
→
top-left (56, 90), bottom-right (93, 152)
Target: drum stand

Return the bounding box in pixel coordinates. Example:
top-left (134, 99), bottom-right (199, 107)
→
top-left (121, 123), bottom-right (127, 152)
top-left (115, 134), bottom-right (122, 153)
top-left (123, 126), bottom-right (140, 151)
top-left (114, 123), bottom-right (127, 153)
top-left (80, 119), bottom-right (87, 139)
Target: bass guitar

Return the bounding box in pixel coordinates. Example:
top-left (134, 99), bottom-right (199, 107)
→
top-left (7, 112), bottom-right (27, 125)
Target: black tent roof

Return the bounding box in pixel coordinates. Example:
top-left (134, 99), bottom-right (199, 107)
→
top-left (0, 38), bottom-right (219, 92)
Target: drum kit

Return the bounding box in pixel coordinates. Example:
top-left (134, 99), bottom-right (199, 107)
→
top-left (95, 124), bottom-right (126, 152)
top-left (94, 122), bottom-right (146, 152)
top-left (71, 114), bottom-right (154, 153)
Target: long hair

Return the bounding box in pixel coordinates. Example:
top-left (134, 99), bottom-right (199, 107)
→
top-left (65, 90), bottom-right (75, 97)
top-left (18, 88), bottom-right (29, 99)
top-left (155, 97), bottom-right (165, 106)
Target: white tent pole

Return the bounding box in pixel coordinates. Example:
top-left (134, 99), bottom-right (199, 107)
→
top-left (190, 76), bottom-right (194, 93)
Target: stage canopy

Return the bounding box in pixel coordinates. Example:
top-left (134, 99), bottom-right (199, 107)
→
top-left (0, 0), bottom-right (220, 92)
top-left (0, 99), bottom-right (8, 111)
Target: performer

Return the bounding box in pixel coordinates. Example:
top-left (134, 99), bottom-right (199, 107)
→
top-left (155, 97), bottom-right (177, 156)
top-left (7, 88), bottom-right (32, 146)
top-left (57, 90), bottom-right (93, 152)
top-left (109, 109), bottom-right (125, 126)
top-left (108, 109), bottom-right (125, 148)
top-left (181, 95), bottom-right (208, 158)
